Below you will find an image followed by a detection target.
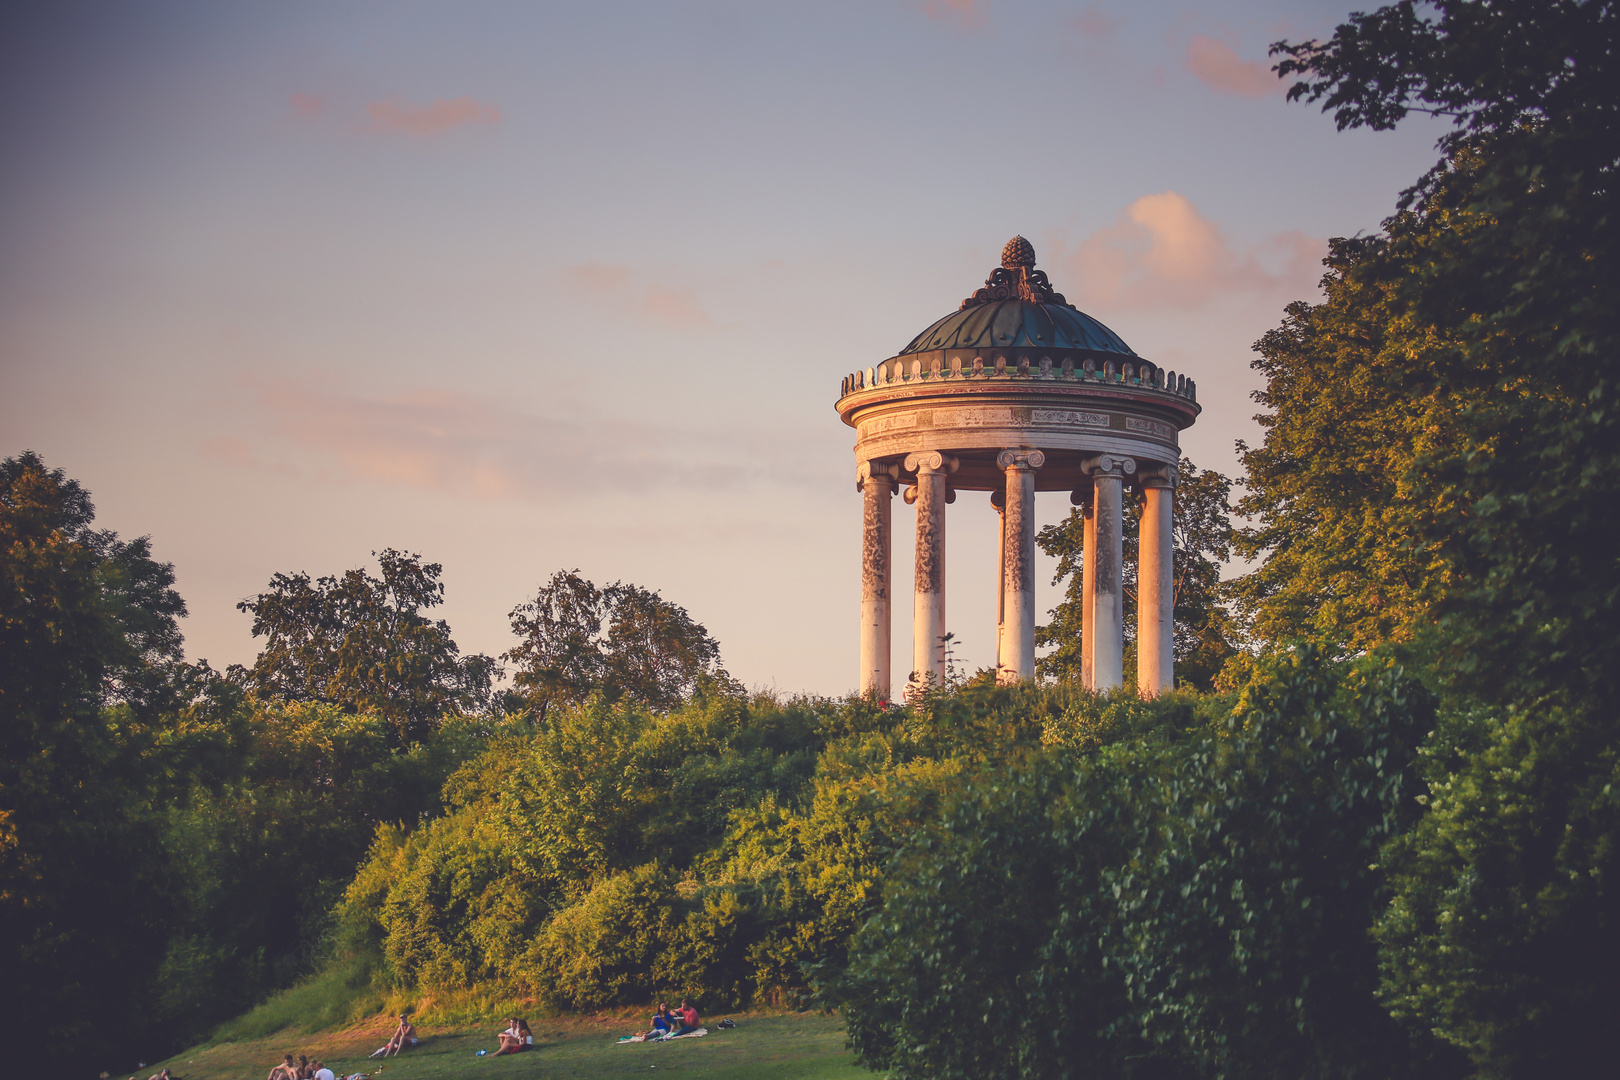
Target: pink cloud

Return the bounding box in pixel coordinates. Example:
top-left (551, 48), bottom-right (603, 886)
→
top-left (1186, 35), bottom-right (1279, 96)
top-left (642, 285), bottom-right (714, 331)
top-left (563, 265), bottom-right (717, 332)
top-left (916, 0), bottom-right (986, 31)
top-left (219, 376), bottom-right (773, 500)
top-left (365, 96), bottom-right (501, 136)
top-left (566, 263), bottom-right (632, 294)
top-left (1071, 4), bottom-right (1122, 40)
top-left (288, 93), bottom-right (323, 119)
top-left (1059, 191), bottom-right (1322, 311)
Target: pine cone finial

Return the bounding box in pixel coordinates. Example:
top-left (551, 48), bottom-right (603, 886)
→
top-left (1001, 235), bottom-right (1036, 269)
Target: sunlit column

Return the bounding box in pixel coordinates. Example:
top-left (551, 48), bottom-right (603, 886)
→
top-left (905, 450), bottom-right (956, 690)
top-left (1085, 454), bottom-right (1134, 692)
top-left (997, 449), bottom-right (1045, 684)
top-left (1137, 465), bottom-right (1176, 697)
top-left (1081, 491), bottom-right (1096, 688)
top-left (991, 489), bottom-right (1007, 674)
top-left (858, 460), bottom-right (897, 698)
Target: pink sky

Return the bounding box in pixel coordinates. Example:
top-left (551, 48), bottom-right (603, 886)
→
top-left (0, 1), bottom-right (1446, 694)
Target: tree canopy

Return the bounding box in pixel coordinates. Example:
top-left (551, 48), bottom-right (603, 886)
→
top-left (234, 549), bottom-right (498, 743)
top-left (505, 569), bottom-right (723, 717)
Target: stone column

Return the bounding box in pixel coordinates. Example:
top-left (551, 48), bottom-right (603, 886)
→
top-left (905, 451), bottom-right (955, 689)
top-left (1137, 465), bottom-right (1176, 697)
top-left (991, 490), bottom-right (1007, 673)
top-left (857, 460), bottom-right (897, 698)
top-left (1080, 492), bottom-right (1096, 688)
top-left (997, 449), bottom-right (1045, 684)
top-left (1084, 454), bottom-right (1134, 691)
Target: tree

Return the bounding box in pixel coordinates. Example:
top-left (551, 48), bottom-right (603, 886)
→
top-left (1247, 4), bottom-right (1620, 1073)
top-left (234, 549), bottom-right (498, 743)
top-left (1035, 456), bottom-right (1240, 689)
top-left (1228, 234), bottom-right (1461, 654)
top-left (0, 451), bottom-right (188, 1071)
top-left (506, 570), bottom-right (722, 716)
top-left (1265, 0), bottom-right (1620, 706)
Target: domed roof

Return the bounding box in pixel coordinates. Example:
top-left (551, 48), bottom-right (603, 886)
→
top-left (899, 299), bottom-right (1137, 356)
top-left (897, 236), bottom-right (1138, 358)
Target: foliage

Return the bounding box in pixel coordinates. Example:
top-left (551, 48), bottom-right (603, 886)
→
top-left (1375, 700), bottom-right (1620, 1076)
top-left (0, 451), bottom-right (191, 1072)
top-left (233, 549), bottom-right (499, 743)
top-left (337, 683), bottom-right (1120, 1012)
top-left (1036, 456), bottom-right (1241, 688)
top-left (1258, 0), bottom-right (1620, 706)
top-left (506, 569), bottom-right (723, 717)
top-left (827, 649), bottom-right (1468, 1080)
top-left (1230, 5), bottom-right (1620, 1075)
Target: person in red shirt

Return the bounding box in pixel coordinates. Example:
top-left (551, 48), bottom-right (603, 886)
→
top-left (674, 1000), bottom-right (700, 1036)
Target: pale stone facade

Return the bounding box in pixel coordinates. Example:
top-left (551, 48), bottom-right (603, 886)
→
top-left (836, 237), bottom-right (1200, 698)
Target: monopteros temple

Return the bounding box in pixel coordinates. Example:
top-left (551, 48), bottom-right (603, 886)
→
top-left (835, 236), bottom-right (1200, 698)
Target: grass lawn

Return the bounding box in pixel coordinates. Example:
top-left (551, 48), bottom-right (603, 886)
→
top-left (140, 1011), bottom-right (868, 1080)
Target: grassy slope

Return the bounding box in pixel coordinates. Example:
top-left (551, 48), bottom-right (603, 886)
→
top-left (142, 1012), bottom-right (867, 1080)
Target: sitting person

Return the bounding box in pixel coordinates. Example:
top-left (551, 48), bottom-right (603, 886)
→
top-left (297, 1056), bottom-right (313, 1080)
top-left (149, 1069), bottom-right (173, 1080)
top-left (638, 1003), bottom-right (673, 1040)
top-left (267, 1054), bottom-right (297, 1080)
top-left (673, 999), bottom-right (701, 1036)
top-left (493, 1017), bottom-right (533, 1055)
top-left (371, 1014), bottom-right (418, 1058)
top-left (310, 1062), bottom-right (334, 1080)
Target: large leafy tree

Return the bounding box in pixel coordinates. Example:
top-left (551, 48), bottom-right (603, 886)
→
top-left (235, 549), bottom-right (498, 743)
top-left (1243, 3), bottom-right (1620, 1074)
top-left (506, 570), bottom-right (723, 716)
top-left (1035, 456), bottom-right (1239, 689)
top-left (0, 451), bottom-right (189, 1070)
top-left (1257, 0), bottom-right (1620, 704)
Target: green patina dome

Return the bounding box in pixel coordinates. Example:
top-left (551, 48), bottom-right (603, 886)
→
top-left (897, 236), bottom-right (1138, 358)
top-left (899, 299), bottom-right (1137, 356)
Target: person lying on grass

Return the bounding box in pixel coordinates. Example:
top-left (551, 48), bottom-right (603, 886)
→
top-left (493, 1017), bottom-right (533, 1055)
top-left (370, 1014), bottom-right (418, 1058)
top-left (674, 1000), bottom-right (701, 1036)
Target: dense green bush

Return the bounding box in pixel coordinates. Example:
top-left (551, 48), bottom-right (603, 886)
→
top-left (826, 650), bottom-right (1470, 1080)
top-left (1376, 701), bottom-right (1620, 1076)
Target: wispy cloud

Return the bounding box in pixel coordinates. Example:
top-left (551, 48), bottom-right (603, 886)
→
top-left (642, 285), bottom-right (714, 331)
top-left (566, 263), bottom-right (632, 294)
top-left (1186, 35), bottom-right (1279, 96)
top-left (563, 264), bottom-right (718, 333)
top-left (208, 375), bottom-right (800, 501)
top-left (1058, 191), bottom-right (1322, 310)
top-left (288, 93), bottom-right (323, 119)
top-left (915, 0), bottom-right (986, 31)
top-left (1070, 4), bottom-right (1123, 40)
top-left (365, 96), bottom-right (501, 136)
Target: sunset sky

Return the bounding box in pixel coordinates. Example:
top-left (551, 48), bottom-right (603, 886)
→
top-left (0, 1), bottom-right (1447, 694)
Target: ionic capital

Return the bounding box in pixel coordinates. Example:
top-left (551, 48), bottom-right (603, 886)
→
top-left (1082, 453), bottom-right (1136, 478)
top-left (904, 451), bottom-right (959, 475)
top-left (995, 448), bottom-right (1046, 472)
top-left (857, 460), bottom-right (900, 493)
top-left (1138, 463), bottom-right (1178, 490)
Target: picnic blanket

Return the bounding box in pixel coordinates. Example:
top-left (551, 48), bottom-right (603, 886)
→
top-left (617, 1027), bottom-right (708, 1044)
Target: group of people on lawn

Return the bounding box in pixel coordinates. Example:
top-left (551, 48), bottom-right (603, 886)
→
top-left (266, 1053), bottom-right (335, 1080)
top-left (268, 997), bottom-right (698, 1072)
top-left (639, 999), bottom-right (702, 1040)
